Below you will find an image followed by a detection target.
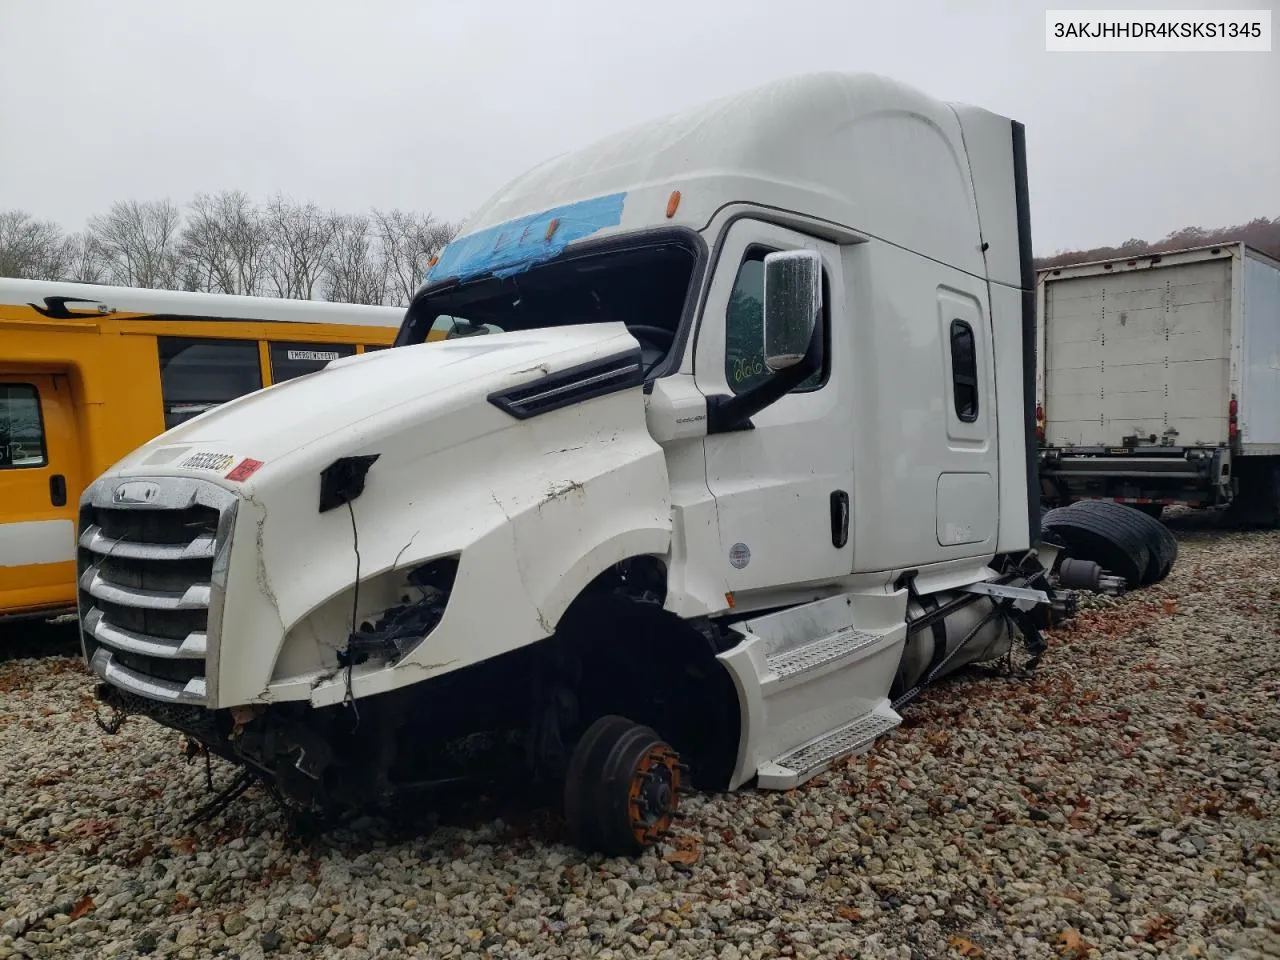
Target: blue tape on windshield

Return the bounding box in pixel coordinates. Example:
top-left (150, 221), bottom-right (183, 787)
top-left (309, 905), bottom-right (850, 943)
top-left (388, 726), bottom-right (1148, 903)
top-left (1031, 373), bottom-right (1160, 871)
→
top-left (427, 192), bottom-right (627, 284)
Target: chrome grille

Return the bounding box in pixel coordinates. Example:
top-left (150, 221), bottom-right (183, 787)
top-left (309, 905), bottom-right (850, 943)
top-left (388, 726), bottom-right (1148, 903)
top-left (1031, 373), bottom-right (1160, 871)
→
top-left (77, 477), bottom-right (237, 706)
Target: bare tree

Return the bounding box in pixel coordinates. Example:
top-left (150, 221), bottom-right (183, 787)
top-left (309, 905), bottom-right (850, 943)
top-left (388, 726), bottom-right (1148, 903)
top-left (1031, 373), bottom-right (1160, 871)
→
top-left (5, 196), bottom-right (465, 297)
top-left (180, 191), bottom-right (270, 295)
top-left (59, 232), bottom-right (108, 284)
top-left (42, 232), bottom-right (102, 283)
top-left (0, 210), bottom-right (69, 280)
top-left (264, 196), bottom-right (336, 300)
top-left (87, 199), bottom-right (183, 288)
top-left (372, 209), bottom-right (458, 305)
top-left (324, 214), bottom-right (387, 305)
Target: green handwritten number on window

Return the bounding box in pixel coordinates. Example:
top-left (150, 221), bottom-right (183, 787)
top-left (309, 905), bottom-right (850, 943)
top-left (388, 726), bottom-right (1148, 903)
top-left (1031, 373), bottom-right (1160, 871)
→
top-left (725, 258), bottom-right (769, 394)
top-left (731, 354), bottom-right (765, 385)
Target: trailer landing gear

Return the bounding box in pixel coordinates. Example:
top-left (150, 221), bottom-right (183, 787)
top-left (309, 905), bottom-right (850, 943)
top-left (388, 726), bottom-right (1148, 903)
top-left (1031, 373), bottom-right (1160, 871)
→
top-left (563, 715), bottom-right (684, 856)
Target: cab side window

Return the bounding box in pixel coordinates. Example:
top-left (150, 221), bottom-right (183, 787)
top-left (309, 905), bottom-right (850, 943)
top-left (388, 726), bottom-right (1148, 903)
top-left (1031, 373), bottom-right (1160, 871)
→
top-left (724, 247), bottom-right (829, 395)
top-left (949, 320), bottom-right (979, 422)
top-left (269, 342), bottom-right (356, 384)
top-left (158, 338), bottom-right (263, 429)
top-left (0, 384), bottom-right (47, 468)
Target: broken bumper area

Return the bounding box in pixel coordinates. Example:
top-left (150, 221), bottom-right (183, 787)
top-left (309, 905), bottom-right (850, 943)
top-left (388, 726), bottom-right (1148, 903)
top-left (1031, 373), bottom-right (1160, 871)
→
top-left (92, 647), bottom-right (536, 823)
top-left (92, 681), bottom-right (367, 814)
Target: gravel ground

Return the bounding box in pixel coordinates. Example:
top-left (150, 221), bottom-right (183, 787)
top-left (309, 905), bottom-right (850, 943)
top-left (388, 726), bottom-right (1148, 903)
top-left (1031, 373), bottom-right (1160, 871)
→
top-left (1, 523), bottom-right (1277, 960)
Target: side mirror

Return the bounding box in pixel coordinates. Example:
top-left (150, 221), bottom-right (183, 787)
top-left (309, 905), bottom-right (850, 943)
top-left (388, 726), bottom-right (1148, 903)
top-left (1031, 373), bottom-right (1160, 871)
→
top-left (762, 249), bottom-right (822, 372)
top-left (447, 319), bottom-right (490, 339)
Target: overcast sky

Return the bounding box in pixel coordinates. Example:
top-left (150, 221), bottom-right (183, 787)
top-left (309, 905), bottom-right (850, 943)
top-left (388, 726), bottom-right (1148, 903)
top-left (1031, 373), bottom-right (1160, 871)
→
top-left (1, 0), bottom-right (1275, 255)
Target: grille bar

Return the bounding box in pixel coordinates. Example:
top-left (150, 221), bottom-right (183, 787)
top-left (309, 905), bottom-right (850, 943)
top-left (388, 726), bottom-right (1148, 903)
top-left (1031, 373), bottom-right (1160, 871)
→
top-left (84, 606), bottom-right (207, 659)
top-left (80, 524), bottom-right (217, 561)
top-left (89, 647), bottom-right (207, 704)
top-left (80, 565), bottom-right (211, 610)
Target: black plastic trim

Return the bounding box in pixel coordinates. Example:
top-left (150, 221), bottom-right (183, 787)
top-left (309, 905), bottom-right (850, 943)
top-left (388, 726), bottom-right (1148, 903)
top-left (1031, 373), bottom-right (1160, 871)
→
top-left (829, 490), bottom-right (849, 548)
top-left (27, 296), bottom-right (103, 319)
top-left (487, 348), bottom-right (645, 420)
top-left (50, 474), bottom-right (67, 507)
top-left (319, 455), bottom-right (381, 513)
top-left (1011, 120), bottom-right (1040, 543)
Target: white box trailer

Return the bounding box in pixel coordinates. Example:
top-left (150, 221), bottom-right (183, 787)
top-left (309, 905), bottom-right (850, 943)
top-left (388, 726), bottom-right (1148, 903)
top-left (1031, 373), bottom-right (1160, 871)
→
top-left (1036, 242), bottom-right (1280, 523)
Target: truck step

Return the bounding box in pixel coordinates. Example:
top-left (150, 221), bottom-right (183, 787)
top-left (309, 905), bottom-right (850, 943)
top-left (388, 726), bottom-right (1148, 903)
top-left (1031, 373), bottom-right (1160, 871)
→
top-left (715, 588), bottom-right (909, 792)
top-left (765, 625), bottom-right (884, 682)
top-left (757, 701), bottom-right (901, 790)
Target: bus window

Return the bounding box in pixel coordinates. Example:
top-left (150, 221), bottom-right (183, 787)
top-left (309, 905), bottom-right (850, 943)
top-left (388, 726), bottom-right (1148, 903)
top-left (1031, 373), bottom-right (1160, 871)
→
top-left (158, 338), bottom-right (263, 429)
top-left (269, 342), bottom-right (356, 383)
top-left (0, 384), bottom-right (47, 468)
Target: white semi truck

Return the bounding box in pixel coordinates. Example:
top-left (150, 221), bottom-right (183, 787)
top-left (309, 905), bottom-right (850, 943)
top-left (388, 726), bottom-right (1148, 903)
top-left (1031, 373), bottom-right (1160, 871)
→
top-left (1036, 243), bottom-right (1280, 525)
top-left (78, 72), bottom-right (1104, 854)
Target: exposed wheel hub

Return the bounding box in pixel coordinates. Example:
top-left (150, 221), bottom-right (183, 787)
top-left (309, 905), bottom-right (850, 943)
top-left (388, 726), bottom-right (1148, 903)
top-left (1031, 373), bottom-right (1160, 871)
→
top-left (563, 715), bottom-right (684, 855)
top-left (627, 743), bottom-right (680, 846)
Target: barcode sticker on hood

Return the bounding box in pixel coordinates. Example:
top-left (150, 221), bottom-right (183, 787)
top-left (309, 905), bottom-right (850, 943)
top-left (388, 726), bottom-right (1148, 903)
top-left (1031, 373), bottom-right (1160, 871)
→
top-left (179, 452), bottom-right (236, 472)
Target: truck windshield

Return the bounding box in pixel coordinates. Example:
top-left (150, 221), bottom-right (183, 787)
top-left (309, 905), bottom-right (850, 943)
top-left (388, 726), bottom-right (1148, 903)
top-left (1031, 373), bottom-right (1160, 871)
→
top-left (397, 238), bottom-right (697, 368)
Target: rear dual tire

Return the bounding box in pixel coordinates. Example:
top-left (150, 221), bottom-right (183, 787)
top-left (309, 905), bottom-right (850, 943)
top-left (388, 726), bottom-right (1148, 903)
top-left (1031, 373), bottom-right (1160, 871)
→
top-left (1042, 500), bottom-right (1177, 588)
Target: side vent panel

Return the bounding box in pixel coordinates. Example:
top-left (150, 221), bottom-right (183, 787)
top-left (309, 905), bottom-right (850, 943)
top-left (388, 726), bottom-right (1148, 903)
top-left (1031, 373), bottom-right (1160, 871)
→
top-left (487, 348), bottom-right (644, 420)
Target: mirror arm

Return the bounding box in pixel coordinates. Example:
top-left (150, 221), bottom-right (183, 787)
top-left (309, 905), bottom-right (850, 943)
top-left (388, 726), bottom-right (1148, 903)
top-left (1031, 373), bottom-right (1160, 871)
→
top-left (705, 316), bottom-right (823, 435)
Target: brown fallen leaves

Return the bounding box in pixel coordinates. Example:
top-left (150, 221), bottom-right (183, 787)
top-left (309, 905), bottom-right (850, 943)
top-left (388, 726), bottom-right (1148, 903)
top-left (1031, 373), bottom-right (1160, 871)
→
top-left (69, 896), bottom-right (95, 921)
top-left (1054, 928), bottom-right (1094, 958)
top-left (663, 836), bottom-right (700, 865)
top-left (948, 934), bottom-right (984, 956)
top-left (123, 841), bottom-right (156, 866)
top-left (1141, 914), bottom-right (1178, 943)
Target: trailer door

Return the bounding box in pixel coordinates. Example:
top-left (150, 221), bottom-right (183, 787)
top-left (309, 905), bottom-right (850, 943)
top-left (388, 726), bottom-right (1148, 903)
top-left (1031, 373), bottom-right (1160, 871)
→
top-left (1044, 258), bottom-right (1232, 448)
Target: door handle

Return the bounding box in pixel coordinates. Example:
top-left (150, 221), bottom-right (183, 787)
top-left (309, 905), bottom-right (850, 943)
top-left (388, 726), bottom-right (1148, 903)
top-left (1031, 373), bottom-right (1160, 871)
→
top-left (50, 474), bottom-right (67, 507)
top-left (830, 490), bottom-right (849, 548)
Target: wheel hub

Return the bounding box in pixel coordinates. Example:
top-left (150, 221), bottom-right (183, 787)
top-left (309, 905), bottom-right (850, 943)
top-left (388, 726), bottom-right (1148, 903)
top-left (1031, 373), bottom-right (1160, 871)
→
top-left (627, 744), bottom-right (681, 846)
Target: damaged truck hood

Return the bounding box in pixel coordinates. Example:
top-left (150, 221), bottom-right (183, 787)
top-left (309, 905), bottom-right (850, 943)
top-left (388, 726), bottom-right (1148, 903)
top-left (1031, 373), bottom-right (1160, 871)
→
top-left (108, 323), bottom-right (644, 485)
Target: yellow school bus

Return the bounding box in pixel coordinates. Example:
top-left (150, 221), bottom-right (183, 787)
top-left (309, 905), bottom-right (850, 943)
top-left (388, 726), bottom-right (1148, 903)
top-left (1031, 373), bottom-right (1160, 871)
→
top-left (0, 278), bottom-right (406, 621)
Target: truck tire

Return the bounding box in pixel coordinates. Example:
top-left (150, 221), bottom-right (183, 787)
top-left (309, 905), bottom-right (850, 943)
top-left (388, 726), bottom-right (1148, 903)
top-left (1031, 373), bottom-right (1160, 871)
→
top-left (1063, 500), bottom-right (1177, 584)
top-left (1041, 503), bottom-right (1152, 589)
top-left (563, 715), bottom-right (682, 856)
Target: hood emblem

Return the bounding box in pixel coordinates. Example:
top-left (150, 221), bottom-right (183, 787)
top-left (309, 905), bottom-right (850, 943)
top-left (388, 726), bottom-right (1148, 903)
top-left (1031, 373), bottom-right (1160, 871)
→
top-left (112, 480), bottom-right (160, 505)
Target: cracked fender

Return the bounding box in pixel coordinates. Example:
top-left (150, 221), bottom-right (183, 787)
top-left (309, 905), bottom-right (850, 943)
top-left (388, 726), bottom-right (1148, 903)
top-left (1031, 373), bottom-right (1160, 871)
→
top-left (199, 341), bottom-right (672, 707)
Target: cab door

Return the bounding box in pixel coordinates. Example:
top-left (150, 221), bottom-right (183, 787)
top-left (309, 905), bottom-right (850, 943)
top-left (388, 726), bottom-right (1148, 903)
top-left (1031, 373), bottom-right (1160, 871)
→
top-left (0, 375), bottom-right (81, 616)
top-left (693, 219), bottom-right (854, 596)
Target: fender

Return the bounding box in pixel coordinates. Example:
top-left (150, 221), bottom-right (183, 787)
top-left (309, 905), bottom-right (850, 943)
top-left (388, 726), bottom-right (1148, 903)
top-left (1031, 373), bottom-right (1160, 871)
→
top-left (246, 383), bottom-right (675, 708)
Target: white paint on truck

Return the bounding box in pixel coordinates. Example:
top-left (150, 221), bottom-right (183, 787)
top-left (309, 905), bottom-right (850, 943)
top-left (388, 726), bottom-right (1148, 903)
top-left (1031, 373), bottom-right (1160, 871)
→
top-left (74, 72), bottom-right (1053, 840)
